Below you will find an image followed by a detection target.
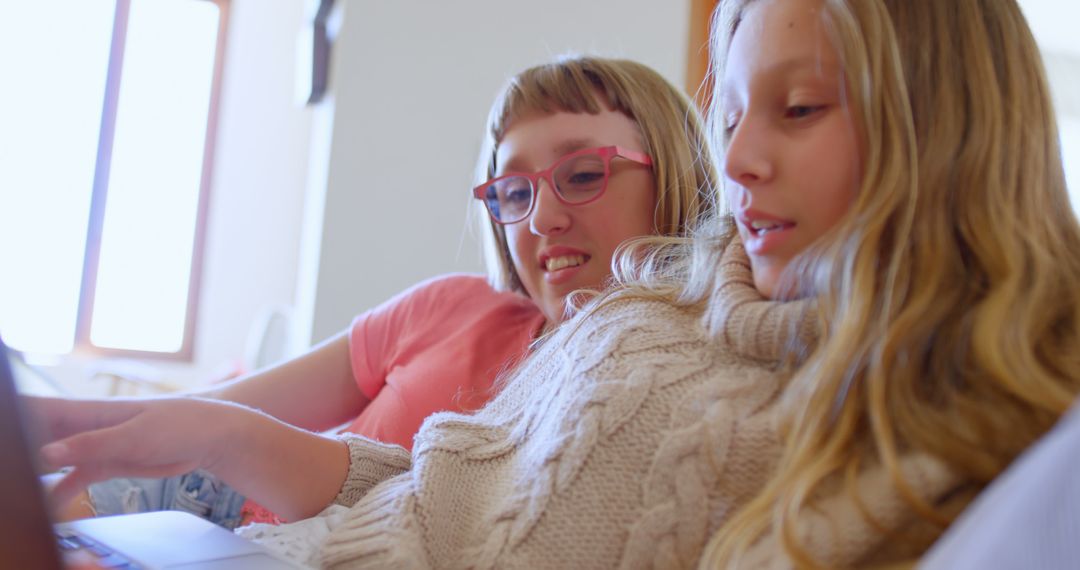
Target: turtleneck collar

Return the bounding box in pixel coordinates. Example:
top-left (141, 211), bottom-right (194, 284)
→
top-left (705, 234), bottom-right (817, 363)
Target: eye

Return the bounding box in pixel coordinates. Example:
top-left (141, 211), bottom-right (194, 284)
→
top-left (505, 186), bottom-right (531, 204)
top-left (554, 155), bottom-right (606, 192)
top-left (723, 113), bottom-right (741, 137)
top-left (785, 105), bottom-right (824, 120)
top-left (493, 176), bottom-right (534, 208)
top-left (566, 171), bottom-right (604, 185)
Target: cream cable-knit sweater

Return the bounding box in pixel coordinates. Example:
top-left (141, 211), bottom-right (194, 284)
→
top-left (314, 242), bottom-right (959, 569)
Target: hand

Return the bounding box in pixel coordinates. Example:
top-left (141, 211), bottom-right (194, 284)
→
top-left (63, 550), bottom-right (110, 569)
top-left (25, 396), bottom-right (254, 510)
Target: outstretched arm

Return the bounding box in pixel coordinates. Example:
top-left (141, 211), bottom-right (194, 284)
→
top-left (192, 330), bottom-right (369, 433)
top-left (28, 396), bottom-right (356, 521)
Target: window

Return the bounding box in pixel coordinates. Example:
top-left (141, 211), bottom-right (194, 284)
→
top-left (0, 0), bottom-right (227, 359)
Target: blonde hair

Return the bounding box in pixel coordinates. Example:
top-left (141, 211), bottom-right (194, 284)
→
top-left (475, 55), bottom-right (719, 295)
top-left (691, 0), bottom-right (1080, 567)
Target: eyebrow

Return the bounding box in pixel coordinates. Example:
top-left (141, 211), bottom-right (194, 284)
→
top-left (498, 137), bottom-right (597, 174)
top-left (719, 57), bottom-right (842, 106)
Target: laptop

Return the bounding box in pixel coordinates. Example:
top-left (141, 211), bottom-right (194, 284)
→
top-left (0, 338), bottom-right (303, 569)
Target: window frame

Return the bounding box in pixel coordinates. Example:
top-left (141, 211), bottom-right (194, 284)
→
top-left (686, 0), bottom-right (719, 110)
top-left (73, 0), bottom-right (229, 362)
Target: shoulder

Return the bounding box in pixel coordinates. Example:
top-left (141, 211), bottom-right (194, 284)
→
top-left (526, 295), bottom-right (709, 388)
top-left (355, 273), bottom-right (539, 347)
top-left (562, 295), bottom-right (703, 351)
top-left (377, 273), bottom-right (519, 316)
top-left (351, 274), bottom-right (493, 334)
top-left (400, 273), bottom-right (493, 300)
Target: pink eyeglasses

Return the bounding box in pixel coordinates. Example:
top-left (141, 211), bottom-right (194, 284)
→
top-left (473, 145), bottom-right (653, 225)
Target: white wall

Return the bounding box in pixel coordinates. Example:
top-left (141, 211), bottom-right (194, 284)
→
top-left (185, 0), bottom-right (313, 382)
top-left (1018, 0), bottom-right (1080, 213)
top-left (301, 0), bottom-right (692, 345)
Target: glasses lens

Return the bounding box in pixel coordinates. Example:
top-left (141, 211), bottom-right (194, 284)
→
top-left (483, 176), bottom-right (533, 223)
top-left (553, 154), bottom-right (606, 203)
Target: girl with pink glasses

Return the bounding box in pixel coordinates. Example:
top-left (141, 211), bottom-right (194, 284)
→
top-left (43, 55), bottom-right (718, 530)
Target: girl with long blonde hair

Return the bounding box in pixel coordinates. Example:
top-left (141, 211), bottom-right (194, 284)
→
top-left (685, 0), bottom-right (1080, 567)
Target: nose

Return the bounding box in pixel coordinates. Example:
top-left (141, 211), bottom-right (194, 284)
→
top-left (723, 115), bottom-right (774, 188)
top-left (528, 177), bottom-right (571, 236)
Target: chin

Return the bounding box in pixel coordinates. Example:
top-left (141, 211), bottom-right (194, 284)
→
top-left (537, 298), bottom-right (563, 323)
top-left (754, 280), bottom-right (777, 300)
top-left (750, 266), bottom-right (780, 300)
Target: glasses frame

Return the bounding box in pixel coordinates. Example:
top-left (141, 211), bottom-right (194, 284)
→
top-left (473, 145), bottom-right (654, 225)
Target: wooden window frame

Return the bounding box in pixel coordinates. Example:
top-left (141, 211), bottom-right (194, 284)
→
top-left (74, 0), bottom-right (229, 362)
top-left (686, 0), bottom-right (720, 111)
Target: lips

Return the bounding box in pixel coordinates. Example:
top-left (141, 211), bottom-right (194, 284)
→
top-left (738, 209), bottom-right (795, 234)
top-left (545, 254), bottom-right (586, 272)
top-left (737, 208), bottom-right (796, 254)
top-left (538, 246), bottom-right (590, 285)
top-left (538, 246), bottom-right (589, 270)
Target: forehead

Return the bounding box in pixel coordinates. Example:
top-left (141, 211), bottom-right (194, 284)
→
top-left (495, 109), bottom-right (643, 172)
top-left (722, 0), bottom-right (838, 91)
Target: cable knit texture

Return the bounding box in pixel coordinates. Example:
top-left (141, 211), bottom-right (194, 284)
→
top-left (311, 240), bottom-right (958, 569)
top-left (332, 434), bottom-right (412, 508)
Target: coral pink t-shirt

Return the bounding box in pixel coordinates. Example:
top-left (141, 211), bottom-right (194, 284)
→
top-left (240, 274), bottom-right (544, 524)
top-left (342, 273), bottom-right (545, 451)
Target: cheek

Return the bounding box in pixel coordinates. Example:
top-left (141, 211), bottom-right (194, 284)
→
top-left (504, 226), bottom-right (539, 288)
top-left (832, 122), bottom-right (863, 215)
top-left (814, 191), bottom-right (855, 238)
top-left (625, 179), bottom-right (660, 233)
top-left (504, 226), bottom-right (524, 262)
top-left (803, 128), bottom-right (861, 231)
top-left (825, 150), bottom-right (861, 224)
top-left (597, 192), bottom-right (656, 247)
top-left (624, 188), bottom-right (657, 234)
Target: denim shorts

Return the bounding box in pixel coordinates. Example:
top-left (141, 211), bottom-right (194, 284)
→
top-left (87, 470), bottom-right (248, 530)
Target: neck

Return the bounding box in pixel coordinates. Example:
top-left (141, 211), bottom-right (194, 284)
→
top-left (706, 237), bottom-right (817, 362)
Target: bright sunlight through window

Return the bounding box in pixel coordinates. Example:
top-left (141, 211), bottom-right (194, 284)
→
top-left (0, 0), bottom-right (221, 357)
top-left (0, 1), bottom-right (114, 354)
top-left (91, 1), bottom-right (219, 352)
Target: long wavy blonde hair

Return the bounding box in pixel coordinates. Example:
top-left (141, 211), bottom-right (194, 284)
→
top-left (681, 0), bottom-right (1080, 567)
top-left (682, 0), bottom-right (1080, 565)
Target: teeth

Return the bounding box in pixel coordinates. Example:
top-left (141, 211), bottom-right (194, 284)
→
top-left (749, 219), bottom-right (790, 234)
top-left (545, 255), bottom-right (586, 272)
top-left (750, 219), bottom-right (781, 230)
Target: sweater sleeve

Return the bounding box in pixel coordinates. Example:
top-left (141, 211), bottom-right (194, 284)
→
top-left (332, 433), bottom-right (413, 508)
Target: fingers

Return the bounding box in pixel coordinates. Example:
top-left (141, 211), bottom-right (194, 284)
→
top-left (40, 425), bottom-right (129, 509)
top-left (41, 418), bottom-right (202, 504)
top-left (19, 396), bottom-right (69, 446)
top-left (63, 549), bottom-right (110, 569)
top-left (52, 488), bottom-right (96, 523)
top-left (39, 425), bottom-right (121, 475)
top-left (47, 467), bottom-right (105, 513)
top-left (41, 423), bottom-right (185, 475)
top-left (22, 396), bottom-right (144, 444)
top-left (35, 397), bottom-right (235, 510)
